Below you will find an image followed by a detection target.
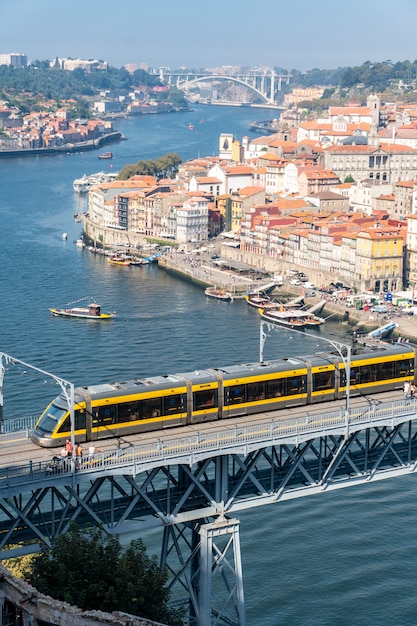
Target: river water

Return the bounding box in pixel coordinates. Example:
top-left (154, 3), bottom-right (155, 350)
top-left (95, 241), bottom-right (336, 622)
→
top-left (1, 104), bottom-right (417, 625)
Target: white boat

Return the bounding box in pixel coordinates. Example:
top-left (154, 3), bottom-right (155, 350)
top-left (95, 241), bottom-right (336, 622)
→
top-left (258, 307), bottom-right (325, 329)
top-left (73, 171), bottom-right (118, 193)
top-left (205, 287), bottom-right (233, 301)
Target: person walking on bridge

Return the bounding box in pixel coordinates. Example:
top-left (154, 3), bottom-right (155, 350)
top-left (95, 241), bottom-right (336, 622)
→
top-left (88, 444), bottom-right (102, 468)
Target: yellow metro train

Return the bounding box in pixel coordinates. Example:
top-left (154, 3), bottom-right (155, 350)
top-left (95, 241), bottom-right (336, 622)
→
top-left (31, 341), bottom-right (417, 447)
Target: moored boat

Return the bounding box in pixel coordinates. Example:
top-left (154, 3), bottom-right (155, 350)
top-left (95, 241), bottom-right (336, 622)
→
top-left (258, 307), bottom-right (324, 329)
top-left (246, 292), bottom-right (278, 310)
top-left (108, 255), bottom-right (131, 266)
top-left (205, 287), bottom-right (233, 301)
top-left (49, 302), bottom-right (115, 320)
top-left (73, 171), bottom-right (118, 193)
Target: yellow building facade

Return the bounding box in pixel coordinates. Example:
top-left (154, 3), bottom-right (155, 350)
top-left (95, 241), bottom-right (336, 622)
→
top-left (355, 228), bottom-right (404, 292)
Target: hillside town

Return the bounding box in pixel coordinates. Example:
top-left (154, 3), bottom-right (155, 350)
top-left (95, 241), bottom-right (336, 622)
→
top-left (81, 94), bottom-right (417, 295)
top-left (0, 106), bottom-right (120, 152)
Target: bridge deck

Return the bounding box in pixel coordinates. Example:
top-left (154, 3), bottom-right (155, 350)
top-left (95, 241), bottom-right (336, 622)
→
top-left (0, 389), bottom-right (414, 491)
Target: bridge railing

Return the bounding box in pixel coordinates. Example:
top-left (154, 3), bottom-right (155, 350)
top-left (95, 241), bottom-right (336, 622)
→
top-left (0, 397), bottom-right (415, 492)
top-left (0, 415), bottom-right (38, 436)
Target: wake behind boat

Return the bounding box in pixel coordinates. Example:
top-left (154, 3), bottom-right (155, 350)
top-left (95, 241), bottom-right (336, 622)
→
top-left (49, 299), bottom-right (115, 320)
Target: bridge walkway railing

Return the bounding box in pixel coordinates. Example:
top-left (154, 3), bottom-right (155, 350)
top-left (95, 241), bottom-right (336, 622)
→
top-left (0, 397), bottom-right (415, 494)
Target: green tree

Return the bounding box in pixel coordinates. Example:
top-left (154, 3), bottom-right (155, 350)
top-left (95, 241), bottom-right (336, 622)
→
top-left (117, 152), bottom-right (182, 180)
top-left (24, 523), bottom-right (184, 626)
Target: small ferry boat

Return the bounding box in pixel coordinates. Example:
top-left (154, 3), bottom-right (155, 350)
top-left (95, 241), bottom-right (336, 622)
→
top-left (205, 287), bottom-right (233, 301)
top-left (49, 302), bottom-right (115, 320)
top-left (98, 151), bottom-right (113, 159)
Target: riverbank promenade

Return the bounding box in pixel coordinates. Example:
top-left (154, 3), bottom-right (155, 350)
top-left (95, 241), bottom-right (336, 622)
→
top-left (158, 251), bottom-right (417, 341)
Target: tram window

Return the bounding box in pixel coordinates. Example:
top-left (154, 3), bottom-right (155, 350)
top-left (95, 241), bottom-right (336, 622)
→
top-left (395, 359), bottom-right (414, 378)
top-left (141, 398), bottom-right (162, 418)
top-left (265, 379), bottom-right (286, 398)
top-left (194, 390), bottom-right (217, 410)
top-left (377, 361), bottom-right (394, 380)
top-left (358, 365), bottom-right (376, 383)
top-left (56, 410), bottom-right (86, 434)
top-left (94, 405), bottom-right (117, 425)
top-left (247, 382), bottom-right (265, 401)
top-left (226, 385), bottom-right (246, 405)
top-left (287, 376), bottom-right (306, 395)
top-left (118, 401), bottom-right (140, 422)
top-left (313, 371), bottom-right (335, 391)
top-left (162, 394), bottom-right (183, 415)
top-left (57, 415), bottom-right (70, 434)
top-left (75, 410), bottom-right (86, 430)
top-left (342, 368), bottom-right (356, 386)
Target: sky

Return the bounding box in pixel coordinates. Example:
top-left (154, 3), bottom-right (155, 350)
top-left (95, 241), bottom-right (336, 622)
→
top-left (2, 0), bottom-right (417, 72)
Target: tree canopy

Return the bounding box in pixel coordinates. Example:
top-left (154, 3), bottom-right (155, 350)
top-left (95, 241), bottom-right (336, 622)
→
top-left (117, 152), bottom-right (183, 180)
top-left (24, 523), bottom-right (184, 626)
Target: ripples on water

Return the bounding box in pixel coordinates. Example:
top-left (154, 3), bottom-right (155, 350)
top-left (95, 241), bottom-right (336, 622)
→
top-left (1, 105), bottom-right (417, 625)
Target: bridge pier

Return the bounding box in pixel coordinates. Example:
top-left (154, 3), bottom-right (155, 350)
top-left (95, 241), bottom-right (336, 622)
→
top-left (161, 517), bottom-right (246, 626)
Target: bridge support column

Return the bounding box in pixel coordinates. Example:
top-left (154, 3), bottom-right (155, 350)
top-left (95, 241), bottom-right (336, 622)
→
top-left (270, 72), bottom-right (276, 104)
top-left (199, 517), bottom-right (246, 626)
top-left (161, 517), bottom-right (246, 626)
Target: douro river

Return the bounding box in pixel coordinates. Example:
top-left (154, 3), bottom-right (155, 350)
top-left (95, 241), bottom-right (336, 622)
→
top-left (1, 104), bottom-right (416, 625)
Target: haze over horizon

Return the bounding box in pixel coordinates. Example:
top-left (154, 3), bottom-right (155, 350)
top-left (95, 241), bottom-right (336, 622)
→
top-left (2, 0), bottom-right (417, 72)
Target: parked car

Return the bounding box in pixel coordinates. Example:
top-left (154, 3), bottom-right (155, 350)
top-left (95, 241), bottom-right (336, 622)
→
top-left (304, 281), bottom-right (315, 289)
top-left (289, 278), bottom-right (302, 286)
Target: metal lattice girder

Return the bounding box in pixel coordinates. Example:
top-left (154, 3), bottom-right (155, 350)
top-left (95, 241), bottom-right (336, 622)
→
top-left (2, 421), bottom-right (417, 562)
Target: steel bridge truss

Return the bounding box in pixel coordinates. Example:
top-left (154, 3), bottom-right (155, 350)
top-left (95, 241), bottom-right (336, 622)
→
top-left (1, 412), bottom-right (417, 624)
top-left (159, 67), bottom-right (291, 105)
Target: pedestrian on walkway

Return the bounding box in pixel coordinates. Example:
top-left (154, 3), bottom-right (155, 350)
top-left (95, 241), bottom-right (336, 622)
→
top-left (404, 380), bottom-right (411, 401)
top-left (65, 439), bottom-right (72, 457)
top-left (88, 444), bottom-right (102, 468)
top-left (73, 443), bottom-right (83, 469)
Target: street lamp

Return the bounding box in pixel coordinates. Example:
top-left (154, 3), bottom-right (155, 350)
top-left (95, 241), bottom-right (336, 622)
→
top-left (0, 352), bottom-right (75, 472)
top-left (259, 321), bottom-right (351, 434)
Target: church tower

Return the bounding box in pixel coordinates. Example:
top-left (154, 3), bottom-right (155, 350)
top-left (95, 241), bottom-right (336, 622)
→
top-left (367, 94), bottom-right (380, 127)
